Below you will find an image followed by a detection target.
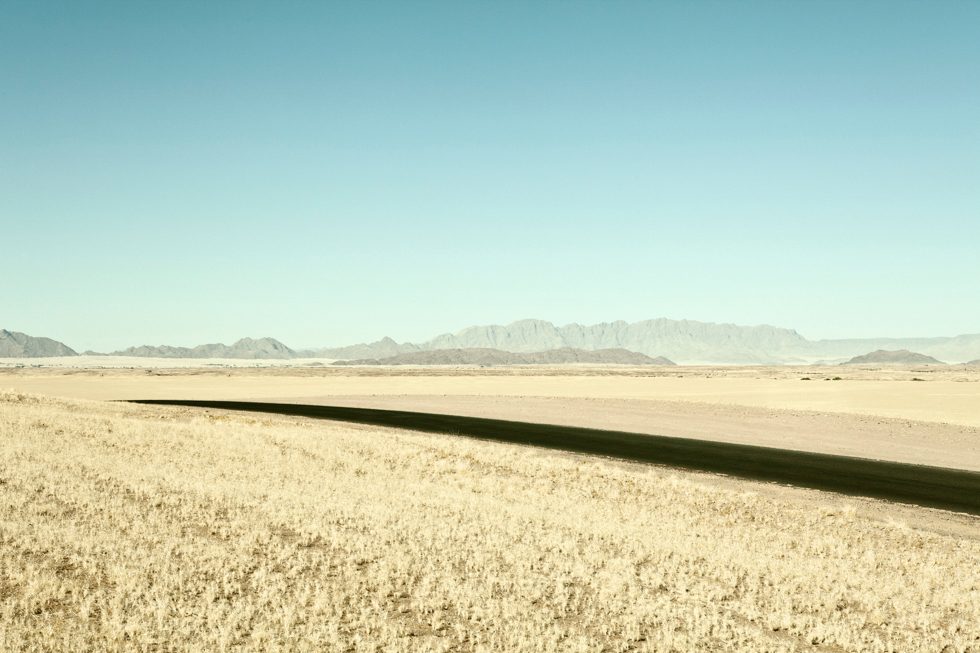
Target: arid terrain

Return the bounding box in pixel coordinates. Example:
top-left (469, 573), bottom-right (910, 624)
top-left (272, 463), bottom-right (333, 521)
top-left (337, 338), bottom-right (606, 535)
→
top-left (6, 0), bottom-right (978, 649)
top-left (1, 364), bottom-right (979, 651)
top-left (3, 362), bottom-right (979, 467)
top-left (2, 390), bottom-right (979, 652)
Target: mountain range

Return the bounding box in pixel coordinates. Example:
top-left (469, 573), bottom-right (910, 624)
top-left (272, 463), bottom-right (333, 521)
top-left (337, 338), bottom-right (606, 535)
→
top-left (108, 337), bottom-right (294, 359)
top-left (5, 318), bottom-right (980, 364)
top-left (0, 329), bottom-right (77, 357)
top-left (334, 347), bottom-right (675, 366)
top-left (309, 319), bottom-right (980, 364)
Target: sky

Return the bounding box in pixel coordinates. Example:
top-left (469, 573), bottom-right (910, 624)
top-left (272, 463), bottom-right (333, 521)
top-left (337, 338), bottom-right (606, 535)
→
top-left (1, 1), bottom-right (978, 351)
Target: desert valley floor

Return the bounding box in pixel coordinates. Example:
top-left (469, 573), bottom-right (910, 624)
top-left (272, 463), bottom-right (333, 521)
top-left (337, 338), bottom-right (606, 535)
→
top-left (1, 363), bottom-right (978, 651)
top-left (4, 362), bottom-right (980, 467)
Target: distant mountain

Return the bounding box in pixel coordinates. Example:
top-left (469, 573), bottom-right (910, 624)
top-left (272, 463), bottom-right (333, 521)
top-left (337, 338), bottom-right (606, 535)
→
top-left (334, 347), bottom-right (675, 366)
top-left (0, 329), bottom-right (77, 357)
top-left (422, 319), bottom-right (805, 363)
top-left (326, 319), bottom-right (809, 365)
top-left (110, 337), bottom-right (294, 359)
top-left (968, 359), bottom-right (980, 366)
top-left (304, 336), bottom-right (421, 359)
top-left (21, 317), bottom-right (980, 364)
top-left (842, 350), bottom-right (945, 366)
top-left (320, 319), bottom-right (980, 364)
top-left (804, 334), bottom-right (980, 364)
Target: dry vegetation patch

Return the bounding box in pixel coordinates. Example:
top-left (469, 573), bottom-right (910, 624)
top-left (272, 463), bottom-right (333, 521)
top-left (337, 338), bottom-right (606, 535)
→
top-left (1, 391), bottom-right (978, 652)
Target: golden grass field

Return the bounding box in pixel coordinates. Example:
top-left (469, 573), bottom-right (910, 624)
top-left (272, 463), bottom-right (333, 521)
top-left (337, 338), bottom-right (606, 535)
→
top-left (2, 389), bottom-right (979, 652)
top-left (2, 365), bottom-right (979, 651)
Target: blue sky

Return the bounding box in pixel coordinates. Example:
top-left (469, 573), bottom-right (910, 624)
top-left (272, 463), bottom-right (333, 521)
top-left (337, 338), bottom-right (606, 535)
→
top-left (2, 1), bottom-right (978, 351)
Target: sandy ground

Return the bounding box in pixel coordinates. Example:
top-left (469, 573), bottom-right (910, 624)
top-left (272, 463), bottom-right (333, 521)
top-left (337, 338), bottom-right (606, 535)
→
top-left (276, 395), bottom-right (980, 471)
top-left (2, 363), bottom-right (979, 471)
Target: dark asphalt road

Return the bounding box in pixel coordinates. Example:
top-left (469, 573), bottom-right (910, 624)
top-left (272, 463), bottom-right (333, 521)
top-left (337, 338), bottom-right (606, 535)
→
top-left (131, 399), bottom-right (980, 515)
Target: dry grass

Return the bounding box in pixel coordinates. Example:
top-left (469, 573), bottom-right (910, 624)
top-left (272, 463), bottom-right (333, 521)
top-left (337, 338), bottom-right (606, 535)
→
top-left (1, 391), bottom-right (978, 652)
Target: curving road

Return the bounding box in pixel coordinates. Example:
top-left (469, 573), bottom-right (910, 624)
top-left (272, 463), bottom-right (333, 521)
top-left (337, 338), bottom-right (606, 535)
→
top-left (131, 399), bottom-right (980, 516)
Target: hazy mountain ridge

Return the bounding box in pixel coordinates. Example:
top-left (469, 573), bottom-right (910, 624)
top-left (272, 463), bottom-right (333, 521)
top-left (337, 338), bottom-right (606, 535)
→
top-left (842, 350), bottom-right (945, 366)
top-left (0, 329), bottom-right (77, 357)
top-left (318, 319), bottom-right (812, 364)
top-left (335, 347), bottom-right (675, 366)
top-left (10, 318), bottom-right (980, 364)
top-left (110, 337), bottom-right (294, 359)
top-left (303, 337), bottom-right (421, 360)
top-left (342, 319), bottom-right (980, 364)
top-left (421, 319), bottom-right (809, 364)
top-left (803, 334), bottom-right (980, 363)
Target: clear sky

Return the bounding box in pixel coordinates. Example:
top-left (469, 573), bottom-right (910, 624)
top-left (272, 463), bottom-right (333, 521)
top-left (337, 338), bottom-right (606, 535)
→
top-left (2, 1), bottom-right (978, 351)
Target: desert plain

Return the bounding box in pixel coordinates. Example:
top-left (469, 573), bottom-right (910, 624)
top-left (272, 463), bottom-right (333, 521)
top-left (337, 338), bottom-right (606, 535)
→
top-left (1, 362), bottom-right (979, 651)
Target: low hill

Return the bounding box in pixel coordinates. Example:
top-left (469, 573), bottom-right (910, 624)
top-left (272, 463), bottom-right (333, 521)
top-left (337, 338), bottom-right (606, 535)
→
top-left (335, 347), bottom-right (675, 366)
top-left (302, 336), bottom-right (421, 359)
top-left (842, 349), bottom-right (945, 366)
top-left (0, 329), bottom-right (77, 357)
top-left (110, 337), bottom-right (294, 359)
